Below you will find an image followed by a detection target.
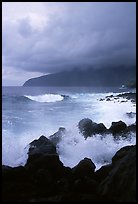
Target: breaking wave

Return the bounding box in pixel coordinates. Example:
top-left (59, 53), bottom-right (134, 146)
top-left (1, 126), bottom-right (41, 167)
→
top-left (24, 94), bottom-right (65, 103)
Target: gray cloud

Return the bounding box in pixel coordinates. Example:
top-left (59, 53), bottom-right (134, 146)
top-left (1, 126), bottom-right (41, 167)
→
top-left (2, 2), bottom-right (136, 85)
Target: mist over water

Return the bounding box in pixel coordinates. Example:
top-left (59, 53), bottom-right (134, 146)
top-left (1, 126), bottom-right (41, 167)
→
top-left (2, 86), bottom-right (136, 169)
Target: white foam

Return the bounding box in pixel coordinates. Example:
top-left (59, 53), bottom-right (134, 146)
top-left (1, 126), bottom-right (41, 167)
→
top-left (95, 99), bottom-right (136, 128)
top-left (2, 91), bottom-right (136, 169)
top-left (2, 130), bottom-right (40, 167)
top-left (25, 94), bottom-right (64, 103)
top-left (57, 126), bottom-right (136, 170)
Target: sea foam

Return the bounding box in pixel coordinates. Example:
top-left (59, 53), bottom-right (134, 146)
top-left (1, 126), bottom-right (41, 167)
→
top-left (25, 94), bottom-right (64, 103)
top-left (57, 126), bottom-right (136, 170)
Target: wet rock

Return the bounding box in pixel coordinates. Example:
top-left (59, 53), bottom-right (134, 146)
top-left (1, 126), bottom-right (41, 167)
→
top-left (109, 120), bottom-right (127, 135)
top-left (96, 123), bottom-right (107, 134)
top-left (49, 127), bottom-right (66, 146)
top-left (2, 126), bottom-right (136, 202)
top-left (78, 118), bottom-right (107, 139)
top-left (25, 135), bottom-right (67, 180)
top-left (126, 112), bottom-right (136, 118)
top-left (61, 94), bottom-right (70, 100)
top-left (105, 94), bottom-right (114, 98)
top-left (78, 118), bottom-right (93, 138)
top-left (106, 98), bottom-right (111, 101)
top-left (28, 135), bottom-right (57, 156)
top-left (117, 92), bottom-right (136, 102)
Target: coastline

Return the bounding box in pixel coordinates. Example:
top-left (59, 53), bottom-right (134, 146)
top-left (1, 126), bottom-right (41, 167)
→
top-left (2, 91), bottom-right (136, 202)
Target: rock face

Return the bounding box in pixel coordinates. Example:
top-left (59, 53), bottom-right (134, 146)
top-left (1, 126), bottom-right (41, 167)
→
top-left (109, 120), bottom-right (127, 135)
top-left (26, 135), bottom-right (66, 179)
top-left (98, 145), bottom-right (136, 202)
top-left (72, 157), bottom-right (96, 178)
top-left (49, 127), bottom-right (66, 146)
top-left (2, 133), bottom-right (136, 202)
top-left (78, 118), bottom-right (107, 139)
top-left (78, 118), bottom-right (136, 139)
top-left (28, 135), bottom-right (57, 155)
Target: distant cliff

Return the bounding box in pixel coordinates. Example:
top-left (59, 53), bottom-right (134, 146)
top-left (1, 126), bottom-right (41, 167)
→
top-left (23, 67), bottom-right (135, 87)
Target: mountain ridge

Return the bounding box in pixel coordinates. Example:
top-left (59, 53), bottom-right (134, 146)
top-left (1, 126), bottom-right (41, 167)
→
top-left (23, 66), bottom-right (136, 87)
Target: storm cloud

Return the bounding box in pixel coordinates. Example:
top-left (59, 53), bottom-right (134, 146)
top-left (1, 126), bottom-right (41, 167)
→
top-left (2, 2), bottom-right (136, 85)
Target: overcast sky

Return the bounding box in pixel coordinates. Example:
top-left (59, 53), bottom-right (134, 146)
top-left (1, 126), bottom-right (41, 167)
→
top-left (2, 2), bottom-right (136, 86)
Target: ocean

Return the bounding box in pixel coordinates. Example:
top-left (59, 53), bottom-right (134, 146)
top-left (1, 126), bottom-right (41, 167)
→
top-left (2, 86), bottom-right (136, 170)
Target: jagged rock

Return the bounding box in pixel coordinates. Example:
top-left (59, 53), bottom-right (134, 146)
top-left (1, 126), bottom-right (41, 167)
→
top-left (2, 127), bottom-right (136, 202)
top-left (96, 123), bottom-right (107, 134)
top-left (117, 92), bottom-right (136, 103)
top-left (72, 157), bottom-right (96, 178)
top-left (28, 135), bottom-right (57, 156)
top-left (109, 120), bottom-right (127, 135)
top-left (49, 127), bottom-right (66, 146)
top-left (25, 136), bottom-right (67, 179)
top-left (78, 118), bottom-right (107, 139)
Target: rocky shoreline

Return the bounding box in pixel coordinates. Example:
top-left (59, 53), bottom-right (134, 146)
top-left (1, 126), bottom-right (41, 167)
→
top-left (2, 92), bottom-right (136, 202)
top-left (99, 91), bottom-right (136, 104)
top-left (2, 118), bottom-right (136, 202)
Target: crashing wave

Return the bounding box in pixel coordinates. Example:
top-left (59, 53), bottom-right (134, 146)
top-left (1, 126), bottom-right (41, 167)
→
top-left (24, 94), bottom-right (65, 103)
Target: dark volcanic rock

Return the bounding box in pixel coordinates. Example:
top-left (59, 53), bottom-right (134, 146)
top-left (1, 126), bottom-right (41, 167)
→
top-left (25, 136), bottom-right (66, 179)
top-left (72, 157), bottom-right (96, 179)
top-left (106, 97), bottom-right (111, 101)
top-left (117, 92), bottom-right (136, 103)
top-left (98, 145), bottom-right (136, 202)
top-left (49, 127), bottom-right (66, 146)
top-left (96, 123), bottom-right (107, 134)
top-left (28, 135), bottom-right (57, 156)
top-left (78, 118), bottom-right (107, 139)
top-left (78, 118), bottom-right (93, 138)
top-left (2, 165), bottom-right (36, 202)
top-left (109, 120), bottom-right (127, 135)
top-left (102, 92), bottom-right (136, 104)
top-left (2, 128), bottom-right (136, 202)
top-left (61, 94), bottom-right (70, 100)
top-left (126, 112), bottom-right (136, 118)
top-left (126, 123), bottom-right (136, 133)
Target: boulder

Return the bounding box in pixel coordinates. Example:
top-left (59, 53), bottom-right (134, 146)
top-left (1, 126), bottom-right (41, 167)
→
top-left (78, 118), bottom-right (107, 139)
top-left (98, 145), bottom-right (136, 202)
top-left (96, 123), bottom-right (107, 134)
top-left (109, 120), bottom-right (127, 135)
top-left (26, 136), bottom-right (65, 177)
top-left (78, 118), bottom-right (93, 138)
